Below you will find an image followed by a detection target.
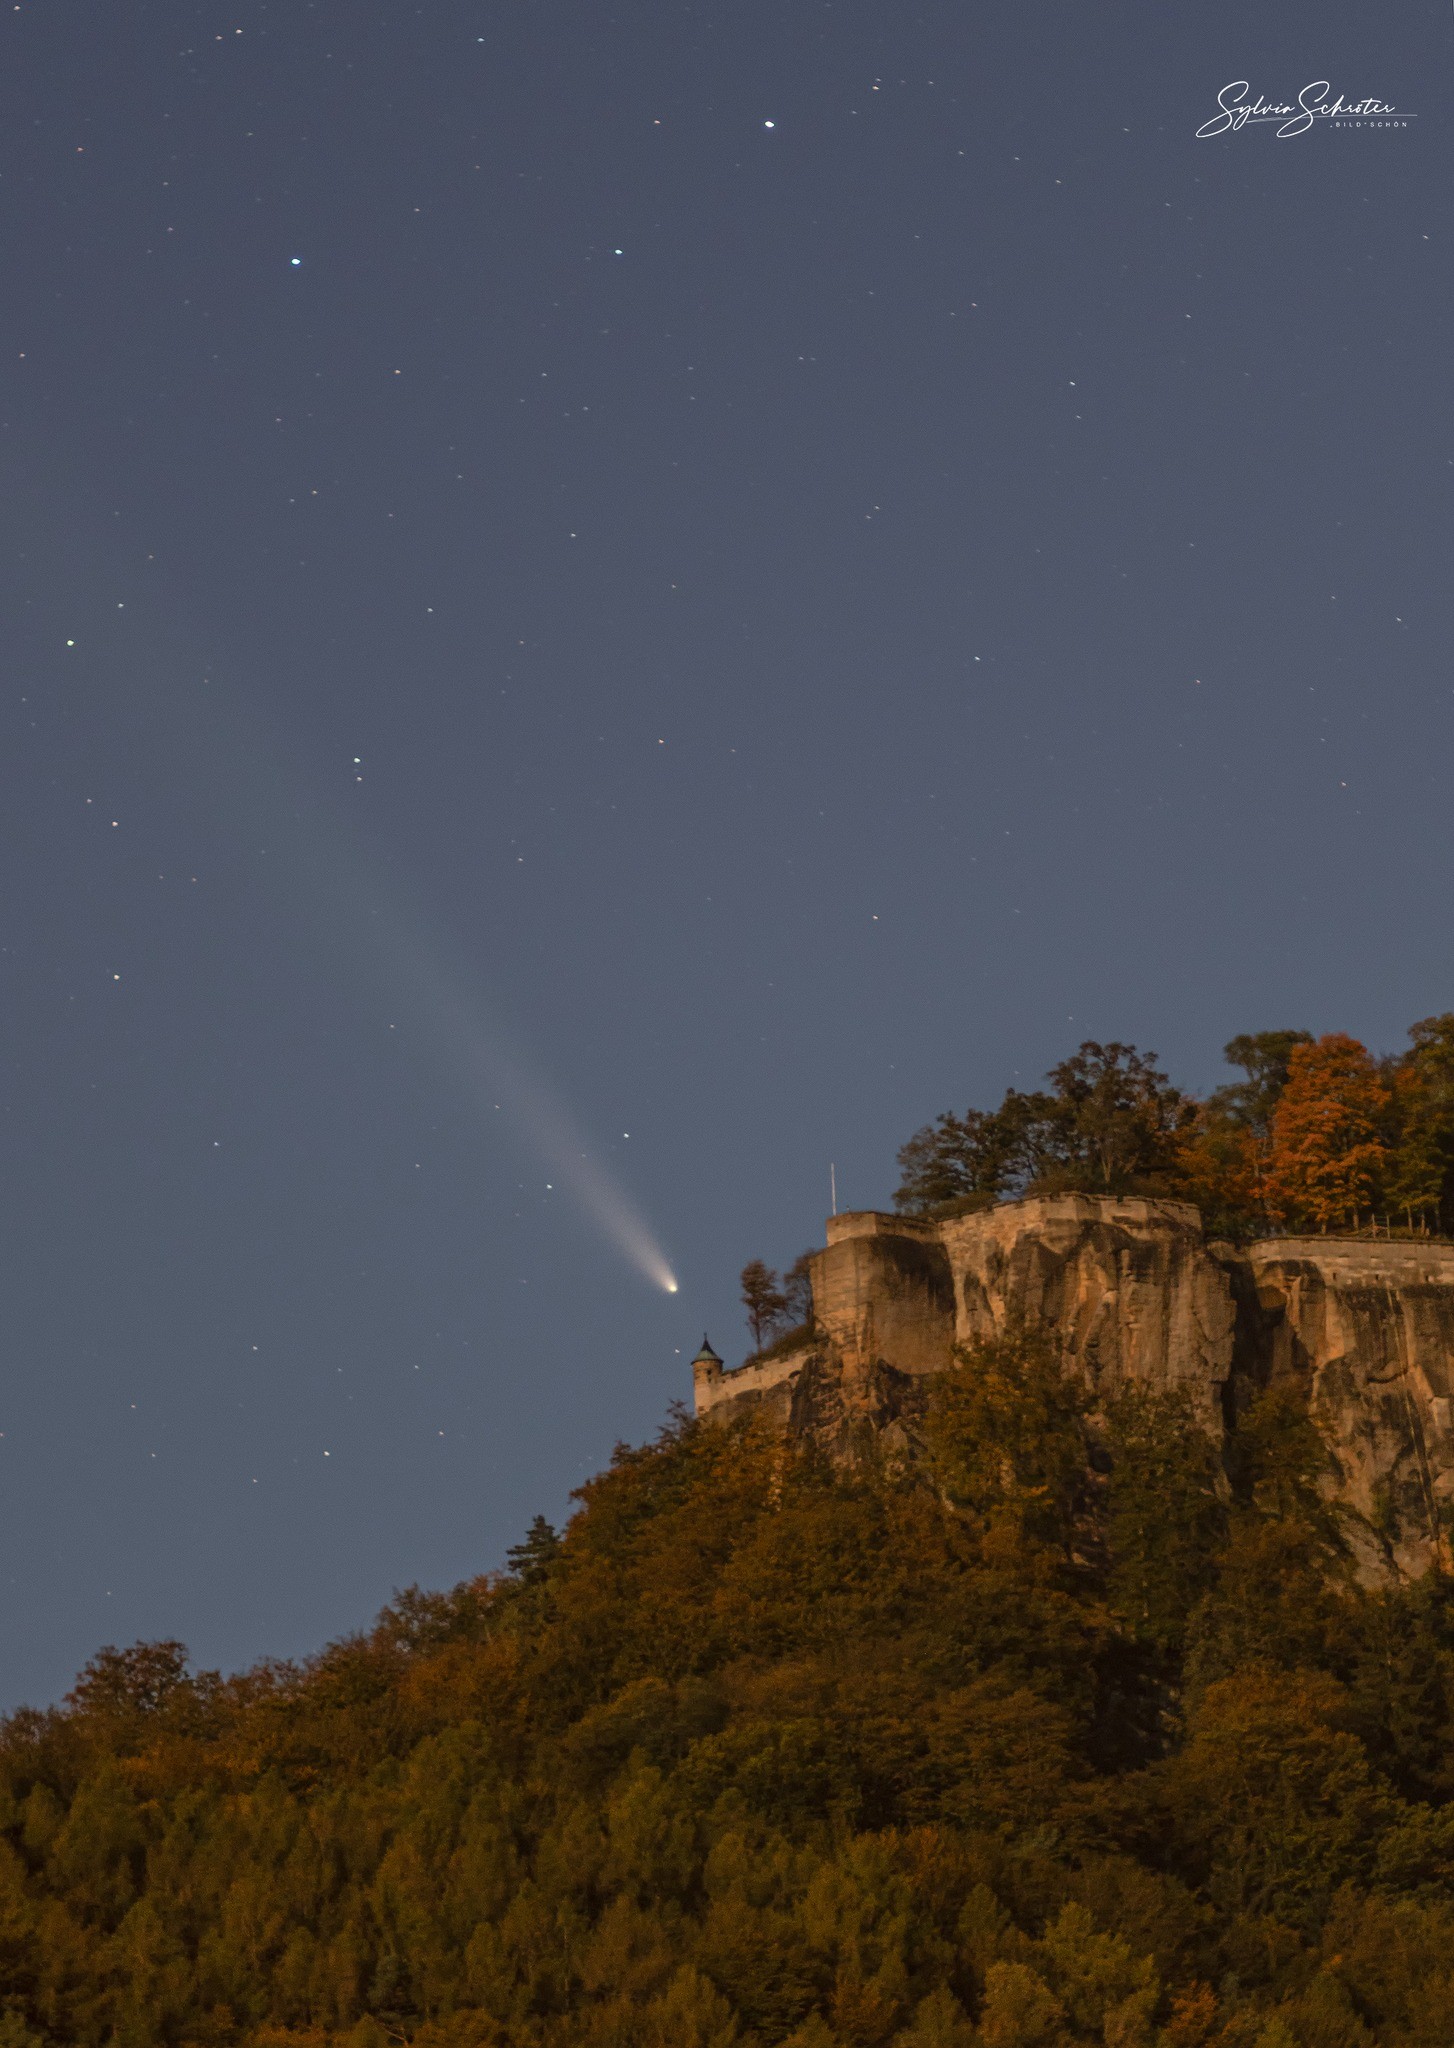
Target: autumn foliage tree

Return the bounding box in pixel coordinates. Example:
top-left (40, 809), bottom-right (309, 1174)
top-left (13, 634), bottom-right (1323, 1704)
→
top-left (1169, 1113), bottom-right (1261, 1239)
top-left (899, 1019), bottom-right (1454, 1252)
top-left (1171, 1030), bottom-right (1311, 1236)
top-left (1265, 1033), bottom-right (1390, 1231)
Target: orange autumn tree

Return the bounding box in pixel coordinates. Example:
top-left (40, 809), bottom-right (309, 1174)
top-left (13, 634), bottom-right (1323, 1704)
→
top-left (1265, 1033), bottom-right (1389, 1232)
top-left (1172, 1113), bottom-right (1260, 1237)
top-left (1171, 1030), bottom-right (1313, 1237)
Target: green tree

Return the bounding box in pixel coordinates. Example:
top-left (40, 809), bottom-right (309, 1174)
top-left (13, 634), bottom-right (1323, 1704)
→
top-left (894, 1104), bottom-right (1026, 1211)
top-left (1103, 1391), bottom-right (1226, 1658)
top-left (1386, 1016), bottom-right (1454, 1233)
top-left (1041, 1041), bottom-right (1191, 1193)
top-left (1188, 1383), bottom-right (1353, 1689)
top-left (65, 1641), bottom-right (192, 1719)
top-left (925, 1329), bottom-right (1090, 1558)
top-left (16, 1241), bottom-right (1454, 2048)
top-left (975, 1961), bottom-right (1068, 2047)
top-left (1161, 1667), bottom-right (1394, 1926)
top-left (506, 1515), bottom-right (562, 1587)
top-left (896, 1042), bottom-right (1190, 1212)
top-left (1213, 1031), bottom-right (1315, 1145)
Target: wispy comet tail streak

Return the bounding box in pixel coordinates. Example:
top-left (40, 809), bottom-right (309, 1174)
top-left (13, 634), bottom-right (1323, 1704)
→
top-left (44, 563), bottom-right (681, 1300)
top-left (381, 923), bottom-right (679, 1294)
top-left (478, 1061), bottom-right (680, 1295)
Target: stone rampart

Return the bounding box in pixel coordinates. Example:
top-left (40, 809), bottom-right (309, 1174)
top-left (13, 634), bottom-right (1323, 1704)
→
top-left (693, 1199), bottom-right (1454, 1579)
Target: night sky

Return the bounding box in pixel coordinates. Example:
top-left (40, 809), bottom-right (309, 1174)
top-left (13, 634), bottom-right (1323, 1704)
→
top-left (2, 2), bottom-right (1449, 1708)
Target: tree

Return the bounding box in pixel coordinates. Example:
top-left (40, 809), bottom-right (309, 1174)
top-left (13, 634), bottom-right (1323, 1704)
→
top-left (925, 1328), bottom-right (1090, 1557)
top-left (1168, 1033), bottom-right (1311, 1239)
top-left (506, 1515), bottom-right (561, 1587)
top-left (1170, 1111), bottom-right (1260, 1239)
top-left (1160, 1667), bottom-right (1392, 1925)
top-left (739, 1259), bottom-right (789, 1351)
top-left (895, 1043), bottom-right (1190, 1213)
top-left (1386, 1015), bottom-right (1454, 1233)
top-left (894, 1105), bottom-right (1022, 1212)
top-left (1042, 1041), bottom-right (1190, 1192)
top-left (18, 1288), bottom-right (1454, 2046)
top-left (1103, 1390), bottom-right (1226, 1658)
top-left (1213, 1031), bottom-right (1315, 1145)
top-left (781, 1251), bottom-right (816, 1330)
top-left (65, 1641), bottom-right (192, 1719)
top-left (1265, 1034), bottom-right (1389, 1231)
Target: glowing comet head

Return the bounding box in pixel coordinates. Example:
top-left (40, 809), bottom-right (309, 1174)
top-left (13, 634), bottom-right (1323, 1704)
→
top-left (633, 1245), bottom-right (678, 1295)
top-left (352, 917), bottom-right (678, 1297)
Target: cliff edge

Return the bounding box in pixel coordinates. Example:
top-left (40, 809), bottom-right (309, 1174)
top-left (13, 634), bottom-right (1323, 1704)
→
top-left (695, 1196), bottom-right (1454, 1580)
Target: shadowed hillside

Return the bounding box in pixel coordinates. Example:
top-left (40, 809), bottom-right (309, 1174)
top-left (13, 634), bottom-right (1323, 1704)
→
top-left (7, 1335), bottom-right (1454, 2045)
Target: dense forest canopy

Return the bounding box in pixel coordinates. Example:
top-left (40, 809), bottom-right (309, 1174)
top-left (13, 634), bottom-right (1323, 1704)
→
top-left (892, 1021), bottom-right (1454, 1241)
top-left (8, 1334), bottom-right (1454, 2046)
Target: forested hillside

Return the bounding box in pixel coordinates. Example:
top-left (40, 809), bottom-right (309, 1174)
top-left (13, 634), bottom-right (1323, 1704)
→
top-left (6, 1336), bottom-right (1454, 2047)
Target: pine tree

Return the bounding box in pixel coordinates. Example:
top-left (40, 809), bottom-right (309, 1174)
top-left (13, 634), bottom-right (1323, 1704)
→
top-left (505, 1515), bottom-right (561, 1587)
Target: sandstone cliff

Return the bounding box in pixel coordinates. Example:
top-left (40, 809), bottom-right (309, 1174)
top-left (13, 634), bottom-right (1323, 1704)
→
top-left (693, 1197), bottom-right (1454, 1580)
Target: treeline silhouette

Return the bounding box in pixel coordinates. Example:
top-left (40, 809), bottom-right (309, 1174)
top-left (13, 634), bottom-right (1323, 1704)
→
top-left (894, 1021), bottom-right (1454, 1240)
top-left (6, 1336), bottom-right (1454, 2044)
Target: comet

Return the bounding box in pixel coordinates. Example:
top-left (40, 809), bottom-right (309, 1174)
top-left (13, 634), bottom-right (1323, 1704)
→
top-left (82, 624), bottom-right (679, 1294)
top-left (364, 907), bottom-right (679, 1295)
top-left (7, 468), bottom-right (682, 1298)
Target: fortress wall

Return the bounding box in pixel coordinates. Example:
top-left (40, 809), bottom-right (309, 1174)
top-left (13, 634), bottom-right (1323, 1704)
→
top-left (809, 1223), bottom-right (955, 1377)
top-left (693, 1199), bottom-right (1454, 1579)
top-left (694, 1339), bottom-right (814, 1419)
top-left (824, 1209), bottom-right (941, 1246)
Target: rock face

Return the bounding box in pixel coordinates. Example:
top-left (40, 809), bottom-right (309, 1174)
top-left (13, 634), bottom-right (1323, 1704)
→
top-left (938, 1198), bottom-right (1235, 1426)
top-left (693, 1197), bottom-right (1454, 1580)
top-left (1236, 1239), bottom-right (1454, 1578)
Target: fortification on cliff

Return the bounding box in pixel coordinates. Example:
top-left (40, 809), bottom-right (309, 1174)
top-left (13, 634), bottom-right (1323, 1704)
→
top-left (693, 1195), bottom-right (1454, 1581)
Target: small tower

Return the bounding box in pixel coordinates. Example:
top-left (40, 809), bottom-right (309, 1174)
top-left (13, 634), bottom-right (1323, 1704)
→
top-left (691, 1334), bottom-right (724, 1403)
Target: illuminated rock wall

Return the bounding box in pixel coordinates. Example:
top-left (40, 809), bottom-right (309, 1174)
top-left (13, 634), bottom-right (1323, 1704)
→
top-left (695, 1196), bottom-right (1454, 1578)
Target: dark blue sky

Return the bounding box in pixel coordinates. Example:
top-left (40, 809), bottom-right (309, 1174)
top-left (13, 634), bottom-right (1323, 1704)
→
top-left (1, 1), bottom-right (1448, 1708)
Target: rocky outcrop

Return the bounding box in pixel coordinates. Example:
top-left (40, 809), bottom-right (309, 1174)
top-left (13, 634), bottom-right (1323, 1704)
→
top-left (694, 1197), bottom-right (1454, 1580)
top-left (938, 1197), bottom-right (1235, 1425)
top-left (1235, 1239), bottom-right (1454, 1578)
